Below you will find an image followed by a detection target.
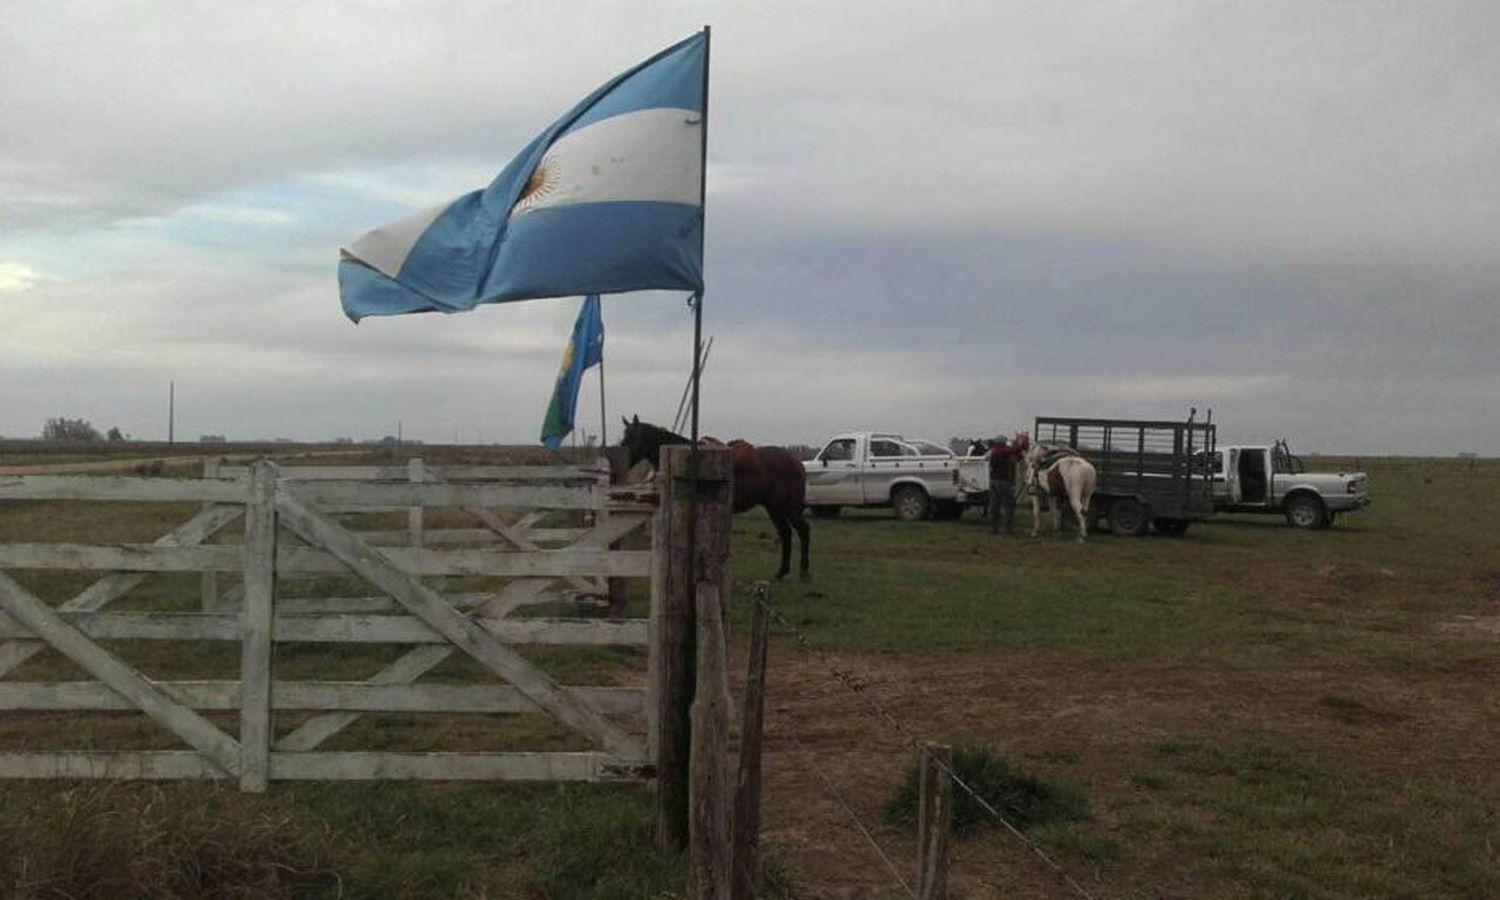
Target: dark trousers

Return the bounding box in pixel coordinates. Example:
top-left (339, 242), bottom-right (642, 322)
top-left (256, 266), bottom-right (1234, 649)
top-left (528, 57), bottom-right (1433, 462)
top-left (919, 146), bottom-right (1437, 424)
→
top-left (990, 481), bottom-right (1015, 533)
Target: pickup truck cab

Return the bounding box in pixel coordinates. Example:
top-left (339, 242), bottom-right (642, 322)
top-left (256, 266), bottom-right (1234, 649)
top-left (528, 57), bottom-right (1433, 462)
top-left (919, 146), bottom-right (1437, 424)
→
top-left (804, 432), bottom-right (965, 521)
top-left (1205, 440), bottom-right (1369, 528)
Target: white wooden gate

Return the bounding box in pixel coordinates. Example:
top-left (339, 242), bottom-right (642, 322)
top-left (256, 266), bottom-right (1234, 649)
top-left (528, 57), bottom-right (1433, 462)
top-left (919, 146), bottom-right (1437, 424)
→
top-left (0, 458), bottom-right (658, 791)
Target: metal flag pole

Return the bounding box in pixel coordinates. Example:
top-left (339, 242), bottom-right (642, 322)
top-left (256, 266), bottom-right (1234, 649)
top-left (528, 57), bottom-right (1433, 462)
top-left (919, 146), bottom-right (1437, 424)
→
top-left (689, 24), bottom-right (710, 444)
top-left (598, 353), bottom-right (608, 448)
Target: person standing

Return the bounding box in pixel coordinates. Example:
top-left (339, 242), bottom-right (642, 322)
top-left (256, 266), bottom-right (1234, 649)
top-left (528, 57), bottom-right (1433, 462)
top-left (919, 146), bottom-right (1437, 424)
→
top-left (988, 434), bottom-right (1025, 534)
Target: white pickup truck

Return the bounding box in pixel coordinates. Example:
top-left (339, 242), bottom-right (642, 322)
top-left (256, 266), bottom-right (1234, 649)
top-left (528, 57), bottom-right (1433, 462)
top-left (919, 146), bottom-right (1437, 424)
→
top-left (803, 432), bottom-right (973, 521)
top-left (1204, 440), bottom-right (1370, 528)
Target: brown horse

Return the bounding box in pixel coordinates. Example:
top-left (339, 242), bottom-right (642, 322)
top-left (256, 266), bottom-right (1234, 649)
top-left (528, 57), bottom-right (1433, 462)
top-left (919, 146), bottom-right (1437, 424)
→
top-left (620, 416), bottom-right (811, 580)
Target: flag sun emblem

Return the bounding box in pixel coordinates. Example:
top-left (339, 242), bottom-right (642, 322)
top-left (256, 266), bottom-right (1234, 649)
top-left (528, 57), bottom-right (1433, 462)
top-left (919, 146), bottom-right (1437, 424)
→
top-left (513, 161), bottom-right (561, 215)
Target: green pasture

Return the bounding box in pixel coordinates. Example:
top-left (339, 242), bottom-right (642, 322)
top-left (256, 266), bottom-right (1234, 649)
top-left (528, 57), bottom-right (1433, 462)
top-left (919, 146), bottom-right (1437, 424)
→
top-left (727, 456), bottom-right (1500, 898)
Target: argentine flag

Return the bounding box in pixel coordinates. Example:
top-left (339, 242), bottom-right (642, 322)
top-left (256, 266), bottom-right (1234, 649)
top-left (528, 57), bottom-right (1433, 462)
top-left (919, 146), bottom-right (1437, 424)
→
top-left (338, 32), bottom-right (706, 322)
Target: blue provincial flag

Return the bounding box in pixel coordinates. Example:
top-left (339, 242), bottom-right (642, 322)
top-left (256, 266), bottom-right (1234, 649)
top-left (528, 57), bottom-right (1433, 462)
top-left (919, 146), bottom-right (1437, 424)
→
top-left (338, 32), bottom-right (706, 322)
top-left (540, 295), bottom-right (605, 449)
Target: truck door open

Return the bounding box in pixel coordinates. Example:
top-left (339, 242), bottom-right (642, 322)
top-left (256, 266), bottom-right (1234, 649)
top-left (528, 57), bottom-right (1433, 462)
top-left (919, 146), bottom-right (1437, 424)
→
top-left (1226, 448), bottom-right (1243, 503)
top-left (1238, 448), bottom-right (1269, 504)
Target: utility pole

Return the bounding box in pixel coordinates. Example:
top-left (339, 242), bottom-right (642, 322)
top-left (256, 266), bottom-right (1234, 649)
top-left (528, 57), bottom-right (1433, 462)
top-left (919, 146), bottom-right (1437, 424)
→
top-left (168, 381), bottom-right (175, 445)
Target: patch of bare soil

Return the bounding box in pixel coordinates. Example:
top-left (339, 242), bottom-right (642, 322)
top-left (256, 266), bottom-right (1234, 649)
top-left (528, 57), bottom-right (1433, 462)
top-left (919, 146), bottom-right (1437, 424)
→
top-left (753, 645), bottom-right (1500, 898)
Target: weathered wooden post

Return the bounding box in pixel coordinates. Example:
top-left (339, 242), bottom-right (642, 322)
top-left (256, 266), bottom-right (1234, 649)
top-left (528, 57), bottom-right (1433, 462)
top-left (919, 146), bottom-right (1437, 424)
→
top-left (200, 457), bottom-right (221, 611)
top-left (730, 583), bottom-right (771, 900)
top-left (691, 580), bottom-right (733, 900)
top-left (915, 742), bottom-right (954, 900)
top-left (407, 457), bottom-right (425, 547)
top-left (650, 444), bottom-right (733, 860)
top-left (603, 446), bottom-right (632, 617)
top-left (239, 460), bottom-right (278, 793)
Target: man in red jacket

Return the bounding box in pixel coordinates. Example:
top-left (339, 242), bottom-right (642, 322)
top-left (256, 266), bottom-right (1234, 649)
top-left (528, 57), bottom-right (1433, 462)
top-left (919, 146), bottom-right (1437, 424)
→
top-left (988, 433), bottom-right (1028, 535)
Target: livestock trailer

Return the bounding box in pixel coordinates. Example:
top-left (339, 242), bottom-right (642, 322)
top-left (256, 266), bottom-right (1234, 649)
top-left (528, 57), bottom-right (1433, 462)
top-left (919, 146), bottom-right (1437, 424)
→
top-left (1033, 414), bottom-right (1217, 536)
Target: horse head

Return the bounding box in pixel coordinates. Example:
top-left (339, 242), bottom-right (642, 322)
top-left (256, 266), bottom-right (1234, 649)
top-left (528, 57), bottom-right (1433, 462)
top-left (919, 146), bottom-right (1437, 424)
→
top-left (619, 415), bottom-right (688, 469)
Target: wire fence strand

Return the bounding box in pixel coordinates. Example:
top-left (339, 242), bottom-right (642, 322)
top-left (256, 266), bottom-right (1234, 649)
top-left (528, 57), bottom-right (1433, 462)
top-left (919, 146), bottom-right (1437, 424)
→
top-left (744, 580), bottom-right (1098, 900)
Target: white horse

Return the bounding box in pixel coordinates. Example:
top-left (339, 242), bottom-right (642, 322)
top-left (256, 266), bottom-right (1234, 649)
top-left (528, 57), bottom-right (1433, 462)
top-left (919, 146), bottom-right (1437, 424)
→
top-left (1022, 444), bottom-right (1098, 542)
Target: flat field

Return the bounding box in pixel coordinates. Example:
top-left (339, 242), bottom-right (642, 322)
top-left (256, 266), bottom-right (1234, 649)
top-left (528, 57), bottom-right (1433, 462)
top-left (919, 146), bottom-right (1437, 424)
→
top-left (0, 446), bottom-right (1496, 898)
top-left (735, 455), bottom-right (1500, 898)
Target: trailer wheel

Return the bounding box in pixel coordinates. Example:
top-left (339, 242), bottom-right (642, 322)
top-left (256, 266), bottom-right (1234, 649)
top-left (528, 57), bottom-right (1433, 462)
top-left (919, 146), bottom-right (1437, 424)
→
top-left (892, 485), bottom-right (932, 522)
top-left (1153, 517), bottom-right (1190, 537)
top-left (1284, 494), bottom-right (1327, 529)
top-left (1109, 498), bottom-right (1150, 536)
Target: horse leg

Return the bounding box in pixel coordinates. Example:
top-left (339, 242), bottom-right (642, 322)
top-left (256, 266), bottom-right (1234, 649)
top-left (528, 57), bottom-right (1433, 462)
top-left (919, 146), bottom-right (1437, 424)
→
top-left (790, 508), bottom-right (811, 581)
top-left (1072, 494), bottom-right (1088, 543)
top-left (1052, 501), bottom-right (1063, 538)
top-left (1030, 496), bottom-right (1042, 538)
top-left (771, 511), bottom-right (793, 580)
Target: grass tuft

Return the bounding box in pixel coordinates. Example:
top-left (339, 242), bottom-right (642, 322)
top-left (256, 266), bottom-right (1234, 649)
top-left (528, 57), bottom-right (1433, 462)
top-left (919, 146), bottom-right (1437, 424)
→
top-left (883, 742), bottom-right (1089, 837)
top-left (0, 783), bottom-right (336, 899)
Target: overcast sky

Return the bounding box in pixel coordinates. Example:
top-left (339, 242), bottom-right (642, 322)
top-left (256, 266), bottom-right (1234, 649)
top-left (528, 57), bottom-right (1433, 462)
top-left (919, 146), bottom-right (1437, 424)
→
top-left (3, 1), bottom-right (1496, 454)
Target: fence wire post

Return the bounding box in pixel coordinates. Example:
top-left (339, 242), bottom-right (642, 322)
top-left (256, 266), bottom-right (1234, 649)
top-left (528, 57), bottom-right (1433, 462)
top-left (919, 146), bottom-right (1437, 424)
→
top-left (731, 582), bottom-right (771, 900)
top-left (915, 742), bottom-right (953, 899)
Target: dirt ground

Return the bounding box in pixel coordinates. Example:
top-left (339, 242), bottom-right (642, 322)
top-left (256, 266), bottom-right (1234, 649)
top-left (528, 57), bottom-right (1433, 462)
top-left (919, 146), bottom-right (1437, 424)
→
top-left (756, 645), bottom-right (1500, 898)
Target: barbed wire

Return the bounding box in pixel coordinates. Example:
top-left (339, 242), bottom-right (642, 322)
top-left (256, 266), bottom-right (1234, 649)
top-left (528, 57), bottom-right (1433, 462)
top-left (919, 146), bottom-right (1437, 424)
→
top-left (745, 582), bottom-right (914, 899)
top-left (782, 723), bottom-right (916, 899)
top-left (743, 579), bottom-right (1098, 900)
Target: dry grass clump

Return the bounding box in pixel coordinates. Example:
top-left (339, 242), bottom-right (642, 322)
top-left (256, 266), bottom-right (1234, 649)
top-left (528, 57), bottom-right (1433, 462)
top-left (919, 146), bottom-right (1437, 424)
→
top-left (0, 783), bottom-right (336, 899)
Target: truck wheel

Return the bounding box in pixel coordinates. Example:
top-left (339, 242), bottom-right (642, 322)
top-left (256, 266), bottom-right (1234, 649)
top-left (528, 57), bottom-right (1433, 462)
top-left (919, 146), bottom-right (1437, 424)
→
top-left (1284, 494), bottom-right (1327, 529)
top-left (933, 500), bottom-right (963, 520)
top-left (1109, 498), bottom-right (1150, 536)
top-left (892, 485), bottom-right (931, 522)
top-left (809, 506), bottom-right (841, 519)
top-left (1153, 517), bottom-right (1190, 537)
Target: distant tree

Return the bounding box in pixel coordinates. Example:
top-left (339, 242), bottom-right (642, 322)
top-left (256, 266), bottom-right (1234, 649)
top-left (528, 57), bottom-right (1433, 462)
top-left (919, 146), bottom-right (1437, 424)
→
top-left (42, 417), bottom-right (101, 442)
top-left (106, 426), bottom-right (124, 442)
top-left (199, 434), bottom-right (227, 444)
top-left (784, 443), bottom-right (819, 461)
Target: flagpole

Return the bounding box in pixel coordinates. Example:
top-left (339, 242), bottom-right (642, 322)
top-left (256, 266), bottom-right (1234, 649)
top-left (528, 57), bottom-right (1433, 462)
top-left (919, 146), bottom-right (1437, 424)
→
top-left (689, 24), bottom-right (710, 444)
top-left (598, 354), bottom-right (608, 448)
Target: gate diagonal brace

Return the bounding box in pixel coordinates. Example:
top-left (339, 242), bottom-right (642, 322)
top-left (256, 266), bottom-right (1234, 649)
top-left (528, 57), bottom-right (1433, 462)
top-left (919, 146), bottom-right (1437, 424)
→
top-left (273, 491), bottom-right (643, 760)
top-left (0, 571), bottom-right (242, 778)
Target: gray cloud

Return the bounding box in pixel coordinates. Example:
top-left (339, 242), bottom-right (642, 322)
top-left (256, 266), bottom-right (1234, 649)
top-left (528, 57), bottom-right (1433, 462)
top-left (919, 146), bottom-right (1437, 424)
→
top-left (2, 1), bottom-right (1497, 454)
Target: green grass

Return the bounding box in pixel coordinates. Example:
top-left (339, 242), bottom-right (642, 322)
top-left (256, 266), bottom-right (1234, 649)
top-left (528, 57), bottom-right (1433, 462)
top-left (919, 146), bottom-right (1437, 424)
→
top-left (0, 780), bottom-right (683, 899)
top-left (1110, 738), bottom-right (1500, 899)
top-left (883, 742), bottom-right (1089, 836)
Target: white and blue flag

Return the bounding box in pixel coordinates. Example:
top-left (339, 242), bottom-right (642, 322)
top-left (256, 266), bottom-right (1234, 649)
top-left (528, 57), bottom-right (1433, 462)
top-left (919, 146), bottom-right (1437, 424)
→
top-left (339, 32), bottom-right (706, 322)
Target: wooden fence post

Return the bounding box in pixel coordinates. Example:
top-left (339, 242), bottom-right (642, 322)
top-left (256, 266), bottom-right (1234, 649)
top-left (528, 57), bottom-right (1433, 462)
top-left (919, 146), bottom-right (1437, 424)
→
top-left (651, 444), bottom-right (733, 856)
top-left (652, 444), bottom-right (695, 853)
top-left (239, 460), bottom-right (277, 793)
top-left (691, 581), bottom-right (732, 900)
top-left (407, 458), bottom-right (425, 547)
top-left (915, 742), bottom-right (953, 900)
top-left (730, 584), bottom-right (771, 900)
top-left (604, 446), bottom-right (632, 617)
top-left (200, 457), bottom-right (220, 611)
